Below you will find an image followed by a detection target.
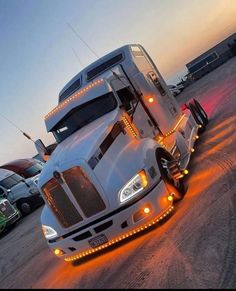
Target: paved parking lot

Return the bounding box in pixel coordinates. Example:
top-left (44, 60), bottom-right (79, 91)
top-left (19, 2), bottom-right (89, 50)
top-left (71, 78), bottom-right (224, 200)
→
top-left (0, 57), bottom-right (236, 289)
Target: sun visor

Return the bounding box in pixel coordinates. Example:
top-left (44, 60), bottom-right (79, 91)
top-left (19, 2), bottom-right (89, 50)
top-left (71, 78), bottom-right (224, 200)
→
top-left (44, 80), bottom-right (112, 132)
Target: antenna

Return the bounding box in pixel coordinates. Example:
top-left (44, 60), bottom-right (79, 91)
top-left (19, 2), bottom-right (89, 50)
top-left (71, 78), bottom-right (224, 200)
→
top-left (66, 22), bottom-right (146, 127)
top-left (0, 113), bottom-right (34, 142)
top-left (72, 47), bottom-right (84, 69)
top-left (67, 22), bottom-right (99, 58)
top-left (0, 112), bottom-right (52, 160)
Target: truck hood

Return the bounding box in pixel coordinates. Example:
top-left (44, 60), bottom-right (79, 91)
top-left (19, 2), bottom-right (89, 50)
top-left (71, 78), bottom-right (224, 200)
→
top-left (39, 110), bottom-right (120, 186)
top-left (7, 176), bottom-right (40, 204)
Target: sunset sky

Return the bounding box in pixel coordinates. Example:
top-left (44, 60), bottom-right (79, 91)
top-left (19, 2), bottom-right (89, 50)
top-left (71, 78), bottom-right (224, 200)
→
top-left (0, 0), bottom-right (235, 164)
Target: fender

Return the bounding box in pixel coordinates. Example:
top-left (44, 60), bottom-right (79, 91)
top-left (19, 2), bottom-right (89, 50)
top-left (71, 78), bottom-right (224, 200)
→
top-left (94, 136), bottom-right (163, 209)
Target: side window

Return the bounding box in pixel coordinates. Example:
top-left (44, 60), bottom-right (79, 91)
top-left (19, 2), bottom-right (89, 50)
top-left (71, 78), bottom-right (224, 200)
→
top-left (116, 87), bottom-right (137, 114)
top-left (148, 71), bottom-right (166, 96)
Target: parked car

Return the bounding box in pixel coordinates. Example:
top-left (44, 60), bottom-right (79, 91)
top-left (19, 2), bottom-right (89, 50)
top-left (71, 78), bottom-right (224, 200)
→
top-left (0, 197), bottom-right (21, 234)
top-left (176, 83), bottom-right (185, 91)
top-left (0, 169), bottom-right (43, 215)
top-left (167, 85), bottom-right (182, 96)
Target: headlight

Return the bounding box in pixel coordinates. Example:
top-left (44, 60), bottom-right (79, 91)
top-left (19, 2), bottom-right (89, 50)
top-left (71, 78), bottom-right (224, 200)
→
top-left (33, 177), bottom-right (39, 185)
top-left (42, 225), bottom-right (58, 239)
top-left (29, 188), bottom-right (39, 195)
top-left (119, 170), bottom-right (148, 204)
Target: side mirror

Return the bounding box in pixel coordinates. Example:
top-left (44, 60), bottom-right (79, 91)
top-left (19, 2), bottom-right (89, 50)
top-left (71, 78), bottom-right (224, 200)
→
top-left (35, 139), bottom-right (50, 162)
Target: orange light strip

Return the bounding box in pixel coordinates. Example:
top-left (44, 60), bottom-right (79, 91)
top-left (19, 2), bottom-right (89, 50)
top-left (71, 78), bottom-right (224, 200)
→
top-left (164, 114), bottom-right (185, 137)
top-left (122, 115), bottom-right (138, 138)
top-left (64, 205), bottom-right (174, 262)
top-left (44, 79), bottom-right (104, 120)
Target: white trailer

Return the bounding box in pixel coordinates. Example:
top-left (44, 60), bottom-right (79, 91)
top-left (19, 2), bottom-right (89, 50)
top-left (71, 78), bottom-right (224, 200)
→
top-left (37, 44), bottom-right (208, 262)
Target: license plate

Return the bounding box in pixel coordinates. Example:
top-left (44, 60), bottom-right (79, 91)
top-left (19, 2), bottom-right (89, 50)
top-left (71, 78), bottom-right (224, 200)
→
top-left (0, 207), bottom-right (6, 212)
top-left (88, 234), bottom-right (108, 248)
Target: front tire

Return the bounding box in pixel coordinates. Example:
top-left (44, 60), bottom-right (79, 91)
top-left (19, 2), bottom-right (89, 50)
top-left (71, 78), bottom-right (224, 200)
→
top-left (17, 200), bottom-right (32, 216)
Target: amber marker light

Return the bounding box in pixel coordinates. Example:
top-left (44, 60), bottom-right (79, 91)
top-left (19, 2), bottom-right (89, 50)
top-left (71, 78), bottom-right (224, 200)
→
top-left (143, 207), bottom-right (151, 214)
top-left (167, 195), bottom-right (173, 202)
top-left (122, 116), bottom-right (138, 138)
top-left (148, 97), bottom-right (154, 103)
top-left (191, 148), bottom-right (195, 153)
top-left (64, 205), bottom-right (174, 262)
top-left (54, 249), bottom-right (64, 256)
top-left (183, 169), bottom-right (189, 175)
top-left (139, 170), bottom-right (148, 188)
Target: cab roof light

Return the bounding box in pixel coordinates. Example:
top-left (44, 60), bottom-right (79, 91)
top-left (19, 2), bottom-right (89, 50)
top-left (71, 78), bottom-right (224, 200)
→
top-left (163, 114), bottom-right (185, 138)
top-left (122, 115), bottom-right (138, 138)
top-left (45, 79), bottom-right (104, 120)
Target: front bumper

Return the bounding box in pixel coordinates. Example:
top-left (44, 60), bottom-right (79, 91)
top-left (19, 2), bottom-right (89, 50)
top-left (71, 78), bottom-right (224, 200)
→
top-left (0, 211), bottom-right (21, 233)
top-left (47, 179), bottom-right (174, 262)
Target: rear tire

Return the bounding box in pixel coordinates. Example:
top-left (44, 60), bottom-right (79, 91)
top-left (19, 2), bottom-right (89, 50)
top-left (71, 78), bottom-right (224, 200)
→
top-left (188, 103), bottom-right (206, 133)
top-left (193, 99), bottom-right (208, 125)
top-left (156, 149), bottom-right (185, 202)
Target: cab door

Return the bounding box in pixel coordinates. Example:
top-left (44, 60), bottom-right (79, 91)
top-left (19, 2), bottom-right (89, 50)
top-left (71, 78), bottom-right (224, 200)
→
top-left (110, 74), bottom-right (158, 139)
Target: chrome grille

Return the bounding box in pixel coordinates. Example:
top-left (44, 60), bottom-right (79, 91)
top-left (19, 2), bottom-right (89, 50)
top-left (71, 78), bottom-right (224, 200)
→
top-left (0, 200), bottom-right (15, 218)
top-left (63, 167), bottom-right (106, 218)
top-left (42, 178), bottom-right (83, 228)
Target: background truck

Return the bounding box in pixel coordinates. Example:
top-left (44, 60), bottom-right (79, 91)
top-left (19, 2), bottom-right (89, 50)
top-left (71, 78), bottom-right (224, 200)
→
top-left (0, 169), bottom-right (43, 215)
top-left (36, 44), bottom-right (208, 262)
top-left (0, 158), bottom-right (44, 179)
top-left (0, 197), bottom-right (21, 234)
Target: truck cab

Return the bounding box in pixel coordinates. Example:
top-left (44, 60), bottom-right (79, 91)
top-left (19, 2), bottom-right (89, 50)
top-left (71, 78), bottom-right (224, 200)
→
top-left (38, 44), bottom-right (206, 262)
top-left (0, 197), bottom-right (21, 234)
top-left (0, 158), bottom-right (44, 179)
top-left (0, 169), bottom-right (43, 215)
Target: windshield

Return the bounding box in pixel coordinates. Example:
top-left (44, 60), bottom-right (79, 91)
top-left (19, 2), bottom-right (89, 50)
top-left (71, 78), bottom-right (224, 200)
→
top-left (52, 92), bottom-right (118, 143)
top-left (0, 174), bottom-right (23, 189)
top-left (24, 163), bottom-right (43, 176)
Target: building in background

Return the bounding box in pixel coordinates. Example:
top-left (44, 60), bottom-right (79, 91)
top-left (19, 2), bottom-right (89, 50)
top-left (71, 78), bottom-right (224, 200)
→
top-left (182, 32), bottom-right (236, 86)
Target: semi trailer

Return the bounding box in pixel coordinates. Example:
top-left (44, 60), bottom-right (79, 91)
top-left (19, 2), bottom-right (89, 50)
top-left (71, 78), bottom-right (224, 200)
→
top-left (36, 44), bottom-right (208, 262)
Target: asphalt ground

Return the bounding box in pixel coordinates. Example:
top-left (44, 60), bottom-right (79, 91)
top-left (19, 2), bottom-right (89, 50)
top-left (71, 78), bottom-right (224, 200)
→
top-left (0, 57), bottom-right (235, 289)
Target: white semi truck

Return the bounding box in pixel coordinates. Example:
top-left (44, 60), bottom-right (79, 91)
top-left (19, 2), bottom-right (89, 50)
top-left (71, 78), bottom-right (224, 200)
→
top-left (36, 44), bottom-right (208, 262)
top-left (0, 168), bottom-right (43, 215)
